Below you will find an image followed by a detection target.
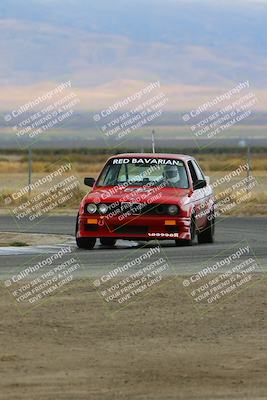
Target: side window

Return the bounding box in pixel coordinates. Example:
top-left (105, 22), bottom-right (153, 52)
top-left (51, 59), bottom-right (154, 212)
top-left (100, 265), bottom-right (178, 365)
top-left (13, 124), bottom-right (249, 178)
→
top-left (188, 161), bottom-right (198, 184)
top-left (117, 164), bottom-right (127, 182)
top-left (192, 160), bottom-right (205, 181)
top-left (98, 163), bottom-right (120, 186)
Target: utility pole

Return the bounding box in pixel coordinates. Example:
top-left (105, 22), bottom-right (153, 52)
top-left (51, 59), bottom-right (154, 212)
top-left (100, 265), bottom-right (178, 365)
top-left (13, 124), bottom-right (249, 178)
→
top-left (238, 139), bottom-right (252, 193)
top-left (151, 129), bottom-right (156, 153)
top-left (246, 142), bottom-right (251, 194)
top-left (28, 147), bottom-right (32, 196)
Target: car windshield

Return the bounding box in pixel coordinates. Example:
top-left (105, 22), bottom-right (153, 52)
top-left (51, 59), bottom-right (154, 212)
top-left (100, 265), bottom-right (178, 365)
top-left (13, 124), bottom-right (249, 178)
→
top-left (97, 158), bottom-right (189, 189)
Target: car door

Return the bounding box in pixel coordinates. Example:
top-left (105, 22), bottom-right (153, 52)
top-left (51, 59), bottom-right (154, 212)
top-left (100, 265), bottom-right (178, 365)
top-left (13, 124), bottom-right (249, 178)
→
top-left (187, 160), bottom-right (208, 229)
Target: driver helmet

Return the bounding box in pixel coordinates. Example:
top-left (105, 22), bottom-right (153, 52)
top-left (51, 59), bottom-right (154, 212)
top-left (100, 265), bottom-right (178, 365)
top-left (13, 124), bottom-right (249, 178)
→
top-left (163, 165), bottom-right (180, 184)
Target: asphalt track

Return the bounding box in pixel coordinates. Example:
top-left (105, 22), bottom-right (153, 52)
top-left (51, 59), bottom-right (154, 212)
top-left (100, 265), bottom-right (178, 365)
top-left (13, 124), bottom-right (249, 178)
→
top-left (0, 215), bottom-right (266, 281)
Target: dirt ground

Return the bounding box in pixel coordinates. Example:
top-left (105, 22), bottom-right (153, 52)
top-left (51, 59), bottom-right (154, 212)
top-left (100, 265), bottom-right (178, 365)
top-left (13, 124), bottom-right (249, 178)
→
top-left (0, 277), bottom-right (266, 400)
top-left (0, 232), bottom-right (72, 247)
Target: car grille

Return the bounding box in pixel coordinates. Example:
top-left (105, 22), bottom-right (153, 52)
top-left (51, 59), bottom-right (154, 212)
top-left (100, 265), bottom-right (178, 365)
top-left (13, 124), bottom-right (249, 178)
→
top-left (114, 225), bottom-right (148, 235)
top-left (118, 203), bottom-right (176, 216)
top-left (120, 202), bottom-right (144, 215)
top-left (85, 224), bottom-right (98, 232)
top-left (85, 202), bottom-right (177, 216)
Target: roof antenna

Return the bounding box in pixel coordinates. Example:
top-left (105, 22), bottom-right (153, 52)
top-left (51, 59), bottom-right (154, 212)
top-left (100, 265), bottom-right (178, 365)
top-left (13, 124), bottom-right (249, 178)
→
top-left (151, 129), bottom-right (156, 153)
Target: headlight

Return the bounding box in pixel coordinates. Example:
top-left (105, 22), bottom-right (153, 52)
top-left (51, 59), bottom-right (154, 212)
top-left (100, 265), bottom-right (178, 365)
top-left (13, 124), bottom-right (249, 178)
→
top-left (168, 205), bottom-right (179, 215)
top-left (98, 203), bottom-right (108, 214)
top-left (86, 203), bottom-right (97, 214)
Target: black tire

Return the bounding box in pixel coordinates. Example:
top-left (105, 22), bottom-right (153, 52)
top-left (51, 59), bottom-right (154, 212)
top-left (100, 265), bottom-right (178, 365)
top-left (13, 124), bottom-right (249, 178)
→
top-left (198, 213), bottom-right (215, 244)
top-left (175, 214), bottom-right (196, 247)
top-left (75, 214), bottom-right (96, 249)
top-left (100, 238), bottom-right (117, 247)
top-left (75, 213), bottom-right (79, 236)
top-left (76, 237), bottom-right (96, 249)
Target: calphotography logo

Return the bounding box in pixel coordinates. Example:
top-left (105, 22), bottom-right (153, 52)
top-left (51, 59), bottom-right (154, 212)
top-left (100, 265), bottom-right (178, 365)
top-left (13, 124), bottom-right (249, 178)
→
top-left (193, 160), bottom-right (262, 231)
top-left (3, 81), bottom-right (80, 149)
top-left (89, 157), bottom-right (186, 235)
top-left (92, 81), bottom-right (169, 148)
top-left (4, 160), bottom-right (81, 228)
top-left (181, 81), bottom-right (259, 149)
top-left (3, 246), bottom-right (83, 314)
top-left (183, 241), bottom-right (264, 313)
top-left (91, 242), bottom-right (175, 314)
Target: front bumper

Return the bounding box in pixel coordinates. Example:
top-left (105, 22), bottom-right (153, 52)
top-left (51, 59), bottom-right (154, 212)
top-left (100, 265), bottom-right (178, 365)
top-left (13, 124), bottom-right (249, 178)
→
top-left (77, 215), bottom-right (191, 240)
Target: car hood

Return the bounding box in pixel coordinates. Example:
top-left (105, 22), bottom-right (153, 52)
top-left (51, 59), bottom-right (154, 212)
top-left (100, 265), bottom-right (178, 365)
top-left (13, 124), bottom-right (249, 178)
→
top-left (83, 186), bottom-right (190, 205)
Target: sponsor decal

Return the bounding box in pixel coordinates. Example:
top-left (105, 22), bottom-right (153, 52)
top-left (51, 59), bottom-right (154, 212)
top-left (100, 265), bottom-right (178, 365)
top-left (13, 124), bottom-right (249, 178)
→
top-left (112, 158), bottom-right (183, 166)
top-left (148, 233), bottom-right (179, 237)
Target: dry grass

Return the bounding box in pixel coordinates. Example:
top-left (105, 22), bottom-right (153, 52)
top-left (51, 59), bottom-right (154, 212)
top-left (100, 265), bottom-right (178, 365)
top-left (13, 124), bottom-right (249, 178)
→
top-left (0, 153), bottom-right (267, 174)
top-left (0, 153), bottom-right (266, 215)
top-left (0, 232), bottom-right (72, 246)
top-left (197, 153), bottom-right (267, 172)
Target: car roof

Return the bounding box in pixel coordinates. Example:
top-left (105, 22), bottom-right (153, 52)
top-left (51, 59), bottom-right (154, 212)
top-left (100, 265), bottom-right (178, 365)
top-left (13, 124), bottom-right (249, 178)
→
top-left (108, 153), bottom-right (193, 161)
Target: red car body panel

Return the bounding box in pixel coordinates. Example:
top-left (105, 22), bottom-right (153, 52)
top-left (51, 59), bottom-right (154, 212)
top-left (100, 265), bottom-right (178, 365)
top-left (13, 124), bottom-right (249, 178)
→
top-left (76, 153), bottom-right (215, 242)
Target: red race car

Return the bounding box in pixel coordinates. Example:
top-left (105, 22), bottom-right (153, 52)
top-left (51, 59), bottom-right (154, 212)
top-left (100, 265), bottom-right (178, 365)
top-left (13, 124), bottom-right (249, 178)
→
top-left (76, 153), bottom-right (215, 249)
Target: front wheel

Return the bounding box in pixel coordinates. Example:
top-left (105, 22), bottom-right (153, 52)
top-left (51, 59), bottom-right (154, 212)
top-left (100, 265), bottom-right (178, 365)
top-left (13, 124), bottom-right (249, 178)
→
top-left (76, 237), bottom-right (96, 249)
top-left (198, 213), bottom-right (215, 244)
top-left (175, 214), bottom-right (196, 247)
top-left (75, 214), bottom-right (96, 249)
top-left (100, 238), bottom-right (117, 247)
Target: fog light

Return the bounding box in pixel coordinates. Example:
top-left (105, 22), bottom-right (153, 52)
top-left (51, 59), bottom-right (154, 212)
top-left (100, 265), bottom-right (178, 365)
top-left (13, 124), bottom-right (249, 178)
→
top-left (165, 220), bottom-right (176, 225)
top-left (167, 205), bottom-right (179, 215)
top-left (87, 218), bottom-right (98, 224)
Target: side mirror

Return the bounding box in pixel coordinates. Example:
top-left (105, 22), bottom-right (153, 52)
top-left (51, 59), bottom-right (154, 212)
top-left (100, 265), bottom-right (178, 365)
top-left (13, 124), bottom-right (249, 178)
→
top-left (193, 179), bottom-right (207, 190)
top-left (205, 176), bottom-right (210, 185)
top-left (84, 177), bottom-right (95, 187)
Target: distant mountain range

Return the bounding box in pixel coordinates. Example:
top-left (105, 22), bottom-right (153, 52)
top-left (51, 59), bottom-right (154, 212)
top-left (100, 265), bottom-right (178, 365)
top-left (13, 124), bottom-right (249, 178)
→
top-left (0, 0), bottom-right (267, 88)
top-left (0, 0), bottom-right (267, 148)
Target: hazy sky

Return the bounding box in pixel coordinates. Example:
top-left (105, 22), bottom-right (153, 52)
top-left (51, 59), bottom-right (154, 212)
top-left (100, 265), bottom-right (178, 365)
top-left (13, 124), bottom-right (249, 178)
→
top-left (0, 0), bottom-right (266, 110)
